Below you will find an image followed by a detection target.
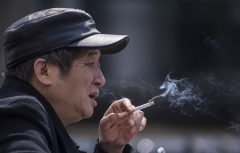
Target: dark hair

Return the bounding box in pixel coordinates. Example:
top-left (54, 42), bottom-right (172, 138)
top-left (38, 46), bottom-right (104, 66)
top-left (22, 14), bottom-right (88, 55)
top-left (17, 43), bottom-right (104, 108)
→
top-left (6, 48), bottom-right (81, 82)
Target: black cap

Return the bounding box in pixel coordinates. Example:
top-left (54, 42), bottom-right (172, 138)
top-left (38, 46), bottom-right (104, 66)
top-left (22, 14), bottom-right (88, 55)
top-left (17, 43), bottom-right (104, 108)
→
top-left (2, 8), bottom-right (129, 69)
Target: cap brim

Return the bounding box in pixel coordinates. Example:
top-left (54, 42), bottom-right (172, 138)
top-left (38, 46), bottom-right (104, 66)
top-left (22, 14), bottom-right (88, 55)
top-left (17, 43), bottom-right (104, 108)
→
top-left (67, 33), bottom-right (129, 54)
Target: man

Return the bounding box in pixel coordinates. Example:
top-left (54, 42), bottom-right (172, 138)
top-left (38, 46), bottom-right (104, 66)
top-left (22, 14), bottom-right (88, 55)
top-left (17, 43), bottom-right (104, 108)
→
top-left (0, 8), bottom-right (146, 153)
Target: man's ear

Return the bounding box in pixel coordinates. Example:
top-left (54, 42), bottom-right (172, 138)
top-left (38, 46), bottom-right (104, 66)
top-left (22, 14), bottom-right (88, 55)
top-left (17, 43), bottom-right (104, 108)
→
top-left (33, 58), bottom-right (52, 85)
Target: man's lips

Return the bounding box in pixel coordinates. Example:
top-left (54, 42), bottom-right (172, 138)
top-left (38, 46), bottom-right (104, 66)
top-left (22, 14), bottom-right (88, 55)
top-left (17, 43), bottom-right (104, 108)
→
top-left (89, 91), bottom-right (99, 100)
top-left (89, 91), bottom-right (99, 107)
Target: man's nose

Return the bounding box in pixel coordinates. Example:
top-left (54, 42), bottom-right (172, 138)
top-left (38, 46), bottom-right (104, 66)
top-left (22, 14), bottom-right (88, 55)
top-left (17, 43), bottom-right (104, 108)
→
top-left (95, 69), bottom-right (105, 87)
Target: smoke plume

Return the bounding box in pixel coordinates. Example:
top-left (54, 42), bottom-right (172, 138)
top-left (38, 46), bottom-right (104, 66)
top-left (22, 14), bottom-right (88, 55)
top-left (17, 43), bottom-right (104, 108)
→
top-left (99, 71), bottom-right (240, 132)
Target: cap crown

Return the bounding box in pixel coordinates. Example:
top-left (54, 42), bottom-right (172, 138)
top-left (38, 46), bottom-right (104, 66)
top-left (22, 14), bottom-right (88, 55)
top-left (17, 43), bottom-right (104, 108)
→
top-left (3, 8), bottom-right (100, 69)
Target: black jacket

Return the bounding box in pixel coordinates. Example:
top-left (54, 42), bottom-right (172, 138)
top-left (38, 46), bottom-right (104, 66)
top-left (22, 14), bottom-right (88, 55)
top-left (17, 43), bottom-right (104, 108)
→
top-left (0, 76), bottom-right (133, 153)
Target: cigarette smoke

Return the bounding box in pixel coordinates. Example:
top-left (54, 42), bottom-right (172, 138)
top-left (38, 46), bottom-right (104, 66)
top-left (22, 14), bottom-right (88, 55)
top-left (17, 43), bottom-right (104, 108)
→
top-left (157, 72), bottom-right (240, 132)
top-left (202, 30), bottom-right (222, 50)
top-left (99, 71), bottom-right (240, 133)
top-left (199, 71), bottom-right (240, 133)
top-left (152, 73), bottom-right (205, 116)
top-left (99, 77), bottom-right (159, 104)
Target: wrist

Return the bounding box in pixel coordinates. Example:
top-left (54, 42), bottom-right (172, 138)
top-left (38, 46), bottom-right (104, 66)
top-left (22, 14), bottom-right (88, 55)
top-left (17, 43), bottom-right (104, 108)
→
top-left (98, 139), bottom-right (125, 153)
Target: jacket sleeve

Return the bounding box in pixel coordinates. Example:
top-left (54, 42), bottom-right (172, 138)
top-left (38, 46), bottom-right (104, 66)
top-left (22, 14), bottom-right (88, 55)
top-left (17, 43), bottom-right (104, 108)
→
top-left (0, 97), bottom-right (53, 153)
top-left (93, 142), bottom-right (134, 153)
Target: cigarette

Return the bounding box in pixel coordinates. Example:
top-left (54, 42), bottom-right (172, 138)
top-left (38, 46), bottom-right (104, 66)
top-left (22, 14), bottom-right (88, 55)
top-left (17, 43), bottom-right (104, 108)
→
top-left (134, 100), bottom-right (155, 111)
top-left (118, 88), bottom-right (170, 118)
top-left (118, 100), bottom-right (155, 118)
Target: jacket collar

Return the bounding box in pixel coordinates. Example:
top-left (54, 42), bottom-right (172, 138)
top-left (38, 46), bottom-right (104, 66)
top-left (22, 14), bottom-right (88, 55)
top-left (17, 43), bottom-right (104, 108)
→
top-left (1, 75), bottom-right (52, 108)
top-left (1, 75), bottom-right (80, 152)
top-left (3, 75), bottom-right (40, 93)
top-left (1, 75), bottom-right (64, 124)
top-left (1, 75), bottom-right (62, 123)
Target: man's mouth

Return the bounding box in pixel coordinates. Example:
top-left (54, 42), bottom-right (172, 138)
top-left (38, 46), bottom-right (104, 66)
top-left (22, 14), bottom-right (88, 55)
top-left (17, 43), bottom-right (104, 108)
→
top-left (89, 92), bottom-right (99, 100)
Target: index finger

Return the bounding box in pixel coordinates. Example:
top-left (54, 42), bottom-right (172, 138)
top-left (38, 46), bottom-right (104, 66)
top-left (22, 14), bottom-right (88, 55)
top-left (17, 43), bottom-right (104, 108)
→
top-left (119, 98), bottom-right (135, 113)
top-left (103, 98), bottom-right (135, 117)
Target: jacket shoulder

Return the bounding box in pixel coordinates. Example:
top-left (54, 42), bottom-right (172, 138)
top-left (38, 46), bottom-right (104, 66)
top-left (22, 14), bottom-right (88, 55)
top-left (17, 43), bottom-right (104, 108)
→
top-left (0, 95), bottom-right (49, 125)
top-left (0, 95), bottom-right (54, 152)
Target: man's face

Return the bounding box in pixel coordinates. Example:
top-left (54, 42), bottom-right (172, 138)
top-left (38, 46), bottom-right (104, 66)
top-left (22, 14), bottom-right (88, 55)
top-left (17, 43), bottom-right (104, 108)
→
top-left (49, 49), bottom-right (105, 123)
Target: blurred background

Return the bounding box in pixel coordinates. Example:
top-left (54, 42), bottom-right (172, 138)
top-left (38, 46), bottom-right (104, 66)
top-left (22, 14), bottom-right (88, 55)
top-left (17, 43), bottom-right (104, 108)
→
top-left (1, 0), bottom-right (240, 152)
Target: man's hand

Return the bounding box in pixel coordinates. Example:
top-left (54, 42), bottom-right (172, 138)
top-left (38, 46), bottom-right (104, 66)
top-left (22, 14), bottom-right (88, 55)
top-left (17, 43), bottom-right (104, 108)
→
top-left (98, 98), bottom-right (147, 153)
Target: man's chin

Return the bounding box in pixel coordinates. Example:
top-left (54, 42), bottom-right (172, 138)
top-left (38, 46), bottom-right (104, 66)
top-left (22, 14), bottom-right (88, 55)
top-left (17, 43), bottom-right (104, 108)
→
top-left (82, 110), bottom-right (94, 119)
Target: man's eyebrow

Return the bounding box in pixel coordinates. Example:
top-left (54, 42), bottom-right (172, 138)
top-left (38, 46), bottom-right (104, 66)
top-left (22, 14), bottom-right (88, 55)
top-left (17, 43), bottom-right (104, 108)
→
top-left (87, 51), bottom-right (100, 59)
top-left (87, 52), bottom-right (99, 56)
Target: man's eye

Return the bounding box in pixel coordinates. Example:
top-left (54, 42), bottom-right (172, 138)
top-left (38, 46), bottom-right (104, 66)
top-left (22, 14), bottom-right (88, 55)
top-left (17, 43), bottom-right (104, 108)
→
top-left (85, 60), bottom-right (100, 68)
top-left (86, 62), bottom-right (94, 65)
top-left (85, 61), bottom-right (95, 66)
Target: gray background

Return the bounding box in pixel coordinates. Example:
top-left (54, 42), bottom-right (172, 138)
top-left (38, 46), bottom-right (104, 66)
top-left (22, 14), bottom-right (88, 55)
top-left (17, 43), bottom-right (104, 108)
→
top-left (1, 0), bottom-right (240, 152)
